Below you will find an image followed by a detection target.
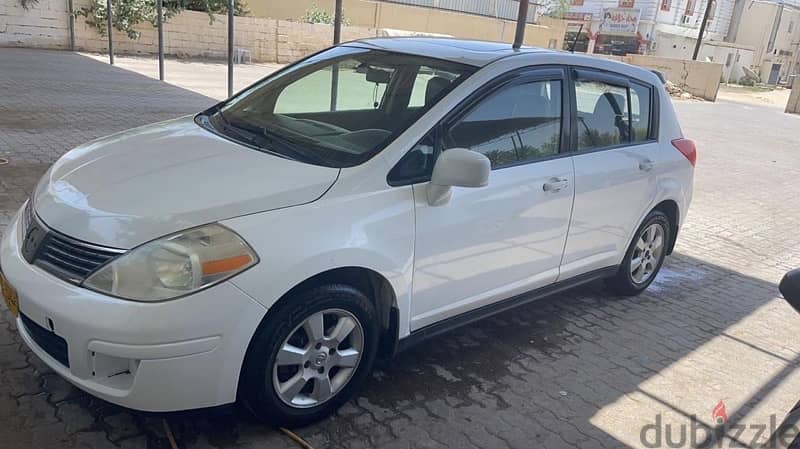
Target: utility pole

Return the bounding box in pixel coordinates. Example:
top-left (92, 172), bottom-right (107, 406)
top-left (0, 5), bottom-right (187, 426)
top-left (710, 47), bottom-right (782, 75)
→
top-left (513, 0), bottom-right (530, 49)
top-left (67, 0), bottom-right (75, 51)
top-left (330, 0), bottom-right (343, 112)
top-left (333, 0), bottom-right (343, 45)
top-left (227, 0), bottom-right (234, 98)
top-left (692, 0), bottom-right (714, 60)
top-left (157, 0), bottom-right (164, 81)
top-left (106, 0), bottom-right (114, 64)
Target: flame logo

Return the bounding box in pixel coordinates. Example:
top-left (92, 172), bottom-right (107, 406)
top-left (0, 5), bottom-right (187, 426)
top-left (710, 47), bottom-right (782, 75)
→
top-left (712, 400), bottom-right (728, 425)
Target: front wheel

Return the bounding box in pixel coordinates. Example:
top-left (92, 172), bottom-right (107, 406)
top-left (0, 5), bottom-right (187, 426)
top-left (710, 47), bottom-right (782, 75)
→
top-left (606, 211), bottom-right (671, 296)
top-left (239, 284), bottom-right (378, 427)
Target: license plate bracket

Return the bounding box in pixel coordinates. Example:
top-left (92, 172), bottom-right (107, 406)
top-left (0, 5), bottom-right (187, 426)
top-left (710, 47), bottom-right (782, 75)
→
top-left (0, 271), bottom-right (20, 318)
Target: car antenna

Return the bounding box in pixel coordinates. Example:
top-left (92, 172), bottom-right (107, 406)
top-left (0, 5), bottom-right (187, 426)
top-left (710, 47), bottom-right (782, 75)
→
top-left (569, 24), bottom-right (583, 53)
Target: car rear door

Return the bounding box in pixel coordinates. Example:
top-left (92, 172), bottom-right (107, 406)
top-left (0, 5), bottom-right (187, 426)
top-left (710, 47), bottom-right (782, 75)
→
top-left (559, 69), bottom-right (660, 280)
top-left (405, 68), bottom-right (576, 330)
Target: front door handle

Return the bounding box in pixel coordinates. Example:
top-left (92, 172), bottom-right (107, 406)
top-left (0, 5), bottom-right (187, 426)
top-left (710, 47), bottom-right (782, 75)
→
top-left (639, 159), bottom-right (655, 171)
top-left (543, 177), bottom-right (569, 193)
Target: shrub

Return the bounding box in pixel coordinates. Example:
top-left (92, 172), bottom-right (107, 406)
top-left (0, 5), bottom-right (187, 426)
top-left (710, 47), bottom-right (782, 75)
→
top-left (300, 3), bottom-right (349, 25)
top-left (738, 76), bottom-right (756, 86)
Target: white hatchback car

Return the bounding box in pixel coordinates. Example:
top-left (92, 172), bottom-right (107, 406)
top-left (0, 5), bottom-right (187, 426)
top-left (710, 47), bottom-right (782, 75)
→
top-left (0, 38), bottom-right (695, 426)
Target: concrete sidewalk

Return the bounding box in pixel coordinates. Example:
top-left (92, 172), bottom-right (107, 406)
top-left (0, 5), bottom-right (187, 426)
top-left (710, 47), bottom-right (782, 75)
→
top-left (81, 53), bottom-right (283, 101)
top-left (2, 48), bottom-right (800, 449)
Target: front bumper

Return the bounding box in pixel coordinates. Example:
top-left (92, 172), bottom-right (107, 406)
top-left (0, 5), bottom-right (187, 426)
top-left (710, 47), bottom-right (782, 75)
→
top-left (0, 208), bottom-right (268, 412)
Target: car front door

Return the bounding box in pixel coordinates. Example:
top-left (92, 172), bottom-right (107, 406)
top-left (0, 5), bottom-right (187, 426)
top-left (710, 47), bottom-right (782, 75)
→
top-left (559, 69), bottom-right (659, 280)
top-left (406, 69), bottom-right (576, 330)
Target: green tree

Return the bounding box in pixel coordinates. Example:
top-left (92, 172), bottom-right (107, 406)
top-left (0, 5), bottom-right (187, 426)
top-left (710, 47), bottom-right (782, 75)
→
top-left (542, 0), bottom-right (570, 19)
top-left (77, 0), bottom-right (248, 40)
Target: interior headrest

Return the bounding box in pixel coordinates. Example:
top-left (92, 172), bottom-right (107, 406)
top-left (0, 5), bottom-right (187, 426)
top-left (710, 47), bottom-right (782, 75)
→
top-left (425, 77), bottom-right (452, 107)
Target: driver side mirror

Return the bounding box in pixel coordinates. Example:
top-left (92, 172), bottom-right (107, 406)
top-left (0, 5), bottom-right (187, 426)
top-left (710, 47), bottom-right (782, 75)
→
top-left (427, 148), bottom-right (490, 206)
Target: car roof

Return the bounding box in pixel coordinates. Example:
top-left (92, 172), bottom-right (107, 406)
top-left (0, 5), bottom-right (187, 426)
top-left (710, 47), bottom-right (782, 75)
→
top-left (345, 37), bottom-right (662, 86)
top-left (345, 37), bottom-right (556, 67)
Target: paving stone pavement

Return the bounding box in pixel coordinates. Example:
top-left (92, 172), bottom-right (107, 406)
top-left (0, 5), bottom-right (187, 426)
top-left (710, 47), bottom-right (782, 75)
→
top-left (2, 48), bottom-right (800, 449)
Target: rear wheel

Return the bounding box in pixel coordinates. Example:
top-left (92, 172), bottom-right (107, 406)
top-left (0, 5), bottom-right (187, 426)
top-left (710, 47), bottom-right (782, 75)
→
top-left (240, 284), bottom-right (378, 427)
top-left (606, 211), bottom-right (671, 296)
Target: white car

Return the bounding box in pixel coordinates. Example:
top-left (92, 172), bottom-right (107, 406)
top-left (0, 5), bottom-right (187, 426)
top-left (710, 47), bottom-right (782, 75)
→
top-left (0, 38), bottom-right (695, 426)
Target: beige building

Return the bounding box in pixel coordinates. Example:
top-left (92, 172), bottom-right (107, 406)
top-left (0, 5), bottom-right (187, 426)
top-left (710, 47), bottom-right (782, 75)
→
top-left (729, 0), bottom-right (800, 83)
top-left (246, 0), bottom-right (567, 49)
top-left (697, 40), bottom-right (756, 83)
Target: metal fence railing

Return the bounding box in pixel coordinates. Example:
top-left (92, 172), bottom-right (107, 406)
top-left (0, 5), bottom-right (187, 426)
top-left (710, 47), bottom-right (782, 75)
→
top-left (99, 0), bottom-right (535, 98)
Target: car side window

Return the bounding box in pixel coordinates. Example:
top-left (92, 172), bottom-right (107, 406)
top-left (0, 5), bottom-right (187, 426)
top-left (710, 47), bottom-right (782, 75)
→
top-left (575, 77), bottom-right (654, 150)
top-left (445, 79), bottom-right (562, 169)
top-left (408, 67), bottom-right (457, 108)
top-left (575, 79), bottom-right (629, 150)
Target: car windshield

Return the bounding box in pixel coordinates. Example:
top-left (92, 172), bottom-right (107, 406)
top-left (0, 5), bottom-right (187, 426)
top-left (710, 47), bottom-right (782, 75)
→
top-left (202, 46), bottom-right (476, 168)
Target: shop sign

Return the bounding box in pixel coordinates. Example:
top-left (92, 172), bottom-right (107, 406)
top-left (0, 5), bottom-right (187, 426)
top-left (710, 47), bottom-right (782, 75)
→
top-left (600, 8), bottom-right (641, 33)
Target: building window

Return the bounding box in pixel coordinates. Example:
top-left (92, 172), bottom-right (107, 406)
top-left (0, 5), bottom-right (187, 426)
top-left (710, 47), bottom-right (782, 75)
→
top-left (684, 0), bottom-right (695, 16)
top-left (789, 21), bottom-right (795, 34)
top-left (661, 0), bottom-right (671, 11)
top-left (619, 0), bottom-right (635, 7)
top-left (708, 0), bottom-right (716, 19)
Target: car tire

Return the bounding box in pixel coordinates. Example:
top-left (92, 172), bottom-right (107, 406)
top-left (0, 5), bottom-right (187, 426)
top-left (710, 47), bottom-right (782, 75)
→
top-left (239, 284), bottom-right (379, 427)
top-left (606, 210), bottom-right (671, 296)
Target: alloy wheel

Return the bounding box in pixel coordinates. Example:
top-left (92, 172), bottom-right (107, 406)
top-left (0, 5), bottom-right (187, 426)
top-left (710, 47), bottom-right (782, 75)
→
top-left (630, 223), bottom-right (665, 284)
top-left (272, 308), bottom-right (364, 408)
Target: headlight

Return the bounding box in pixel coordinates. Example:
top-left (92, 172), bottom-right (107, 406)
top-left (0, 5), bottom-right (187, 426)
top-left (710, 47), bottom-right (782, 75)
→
top-left (84, 224), bottom-right (257, 301)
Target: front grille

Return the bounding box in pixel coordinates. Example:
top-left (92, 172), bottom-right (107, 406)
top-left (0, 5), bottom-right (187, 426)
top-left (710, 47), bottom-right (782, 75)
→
top-left (21, 205), bottom-right (125, 284)
top-left (34, 232), bottom-right (123, 284)
top-left (21, 199), bottom-right (34, 236)
top-left (21, 314), bottom-right (70, 368)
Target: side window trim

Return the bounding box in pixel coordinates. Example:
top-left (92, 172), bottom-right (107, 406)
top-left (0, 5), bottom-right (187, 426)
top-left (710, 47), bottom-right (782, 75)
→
top-left (440, 67), bottom-right (566, 130)
top-left (574, 69), bottom-right (631, 89)
top-left (387, 66), bottom-right (570, 186)
top-left (568, 67), bottom-right (659, 154)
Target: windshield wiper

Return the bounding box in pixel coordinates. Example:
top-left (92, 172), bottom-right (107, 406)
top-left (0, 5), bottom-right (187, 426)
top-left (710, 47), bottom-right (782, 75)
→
top-left (221, 116), bottom-right (330, 166)
top-left (213, 111), bottom-right (270, 148)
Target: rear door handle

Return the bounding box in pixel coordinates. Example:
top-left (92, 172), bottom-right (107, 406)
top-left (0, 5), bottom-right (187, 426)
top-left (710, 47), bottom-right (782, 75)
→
top-left (543, 177), bottom-right (569, 193)
top-left (639, 159), bottom-right (655, 171)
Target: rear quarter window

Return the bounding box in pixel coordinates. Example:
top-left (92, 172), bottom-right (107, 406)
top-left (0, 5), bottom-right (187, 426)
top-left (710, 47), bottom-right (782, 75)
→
top-left (630, 82), bottom-right (653, 142)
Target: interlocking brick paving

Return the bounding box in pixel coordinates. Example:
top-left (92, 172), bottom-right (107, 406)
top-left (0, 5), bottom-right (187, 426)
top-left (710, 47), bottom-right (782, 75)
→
top-left (2, 48), bottom-right (800, 449)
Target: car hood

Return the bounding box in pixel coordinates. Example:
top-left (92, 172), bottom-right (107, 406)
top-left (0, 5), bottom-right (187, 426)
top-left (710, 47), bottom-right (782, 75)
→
top-left (33, 117), bottom-right (340, 249)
